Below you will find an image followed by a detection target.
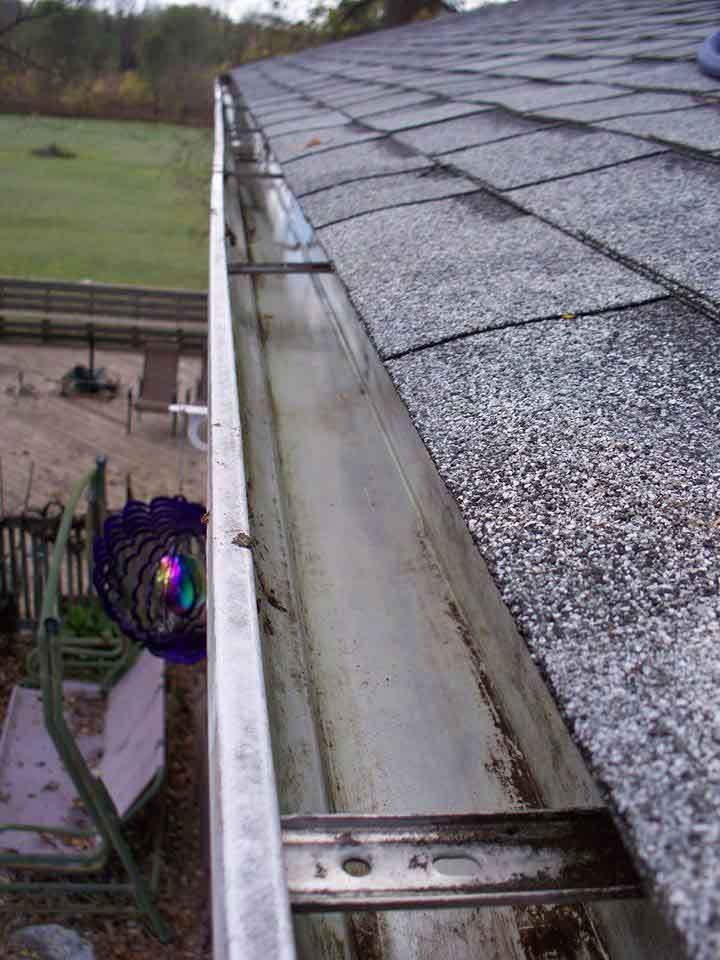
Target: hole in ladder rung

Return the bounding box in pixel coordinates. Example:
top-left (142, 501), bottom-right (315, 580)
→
top-left (342, 857), bottom-right (371, 878)
top-left (433, 855), bottom-right (482, 877)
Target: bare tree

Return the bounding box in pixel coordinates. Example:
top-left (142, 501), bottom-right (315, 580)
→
top-left (0, 0), bottom-right (80, 70)
top-left (335, 0), bottom-right (458, 32)
top-left (0, 0), bottom-right (70, 38)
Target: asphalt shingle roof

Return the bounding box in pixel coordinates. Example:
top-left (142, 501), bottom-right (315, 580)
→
top-left (232, 2), bottom-right (720, 956)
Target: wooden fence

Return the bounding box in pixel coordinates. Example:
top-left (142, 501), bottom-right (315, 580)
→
top-left (0, 315), bottom-right (206, 354)
top-left (0, 277), bottom-right (207, 324)
top-left (0, 512), bottom-right (91, 628)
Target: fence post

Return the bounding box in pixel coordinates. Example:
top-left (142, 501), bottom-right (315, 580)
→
top-left (86, 455), bottom-right (107, 597)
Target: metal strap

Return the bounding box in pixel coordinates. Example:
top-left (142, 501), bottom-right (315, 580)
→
top-left (224, 171), bottom-right (284, 180)
top-left (282, 809), bottom-right (642, 913)
top-left (228, 261), bottom-right (335, 275)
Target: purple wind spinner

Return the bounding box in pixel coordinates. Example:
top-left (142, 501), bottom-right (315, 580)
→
top-left (93, 497), bottom-right (207, 664)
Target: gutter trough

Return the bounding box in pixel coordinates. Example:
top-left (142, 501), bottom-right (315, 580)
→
top-left (207, 79), bottom-right (684, 960)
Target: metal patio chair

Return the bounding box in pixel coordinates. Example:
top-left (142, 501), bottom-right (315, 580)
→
top-left (126, 342), bottom-right (179, 435)
top-left (0, 468), bottom-right (171, 940)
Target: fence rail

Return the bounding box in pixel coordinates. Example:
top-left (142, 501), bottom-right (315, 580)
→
top-left (0, 314), bottom-right (206, 354)
top-left (0, 277), bottom-right (207, 325)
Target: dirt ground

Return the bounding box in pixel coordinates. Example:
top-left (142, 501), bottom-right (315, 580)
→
top-left (0, 342), bottom-right (211, 959)
top-left (0, 344), bottom-right (206, 515)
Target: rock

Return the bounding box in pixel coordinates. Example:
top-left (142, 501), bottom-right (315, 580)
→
top-left (8, 925), bottom-right (95, 960)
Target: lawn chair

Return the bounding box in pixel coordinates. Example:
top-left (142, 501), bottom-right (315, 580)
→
top-left (0, 467), bottom-right (171, 940)
top-left (126, 342), bottom-right (179, 435)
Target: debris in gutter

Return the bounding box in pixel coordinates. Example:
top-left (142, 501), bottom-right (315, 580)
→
top-left (232, 531), bottom-right (256, 549)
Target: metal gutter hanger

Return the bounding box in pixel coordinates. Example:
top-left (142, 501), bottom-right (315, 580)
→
top-left (227, 261), bottom-right (335, 275)
top-left (283, 810), bottom-right (641, 912)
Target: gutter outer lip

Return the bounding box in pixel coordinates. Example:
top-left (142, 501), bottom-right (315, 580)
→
top-left (207, 79), bottom-right (297, 960)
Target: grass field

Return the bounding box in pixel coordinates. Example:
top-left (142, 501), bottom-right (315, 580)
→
top-left (0, 114), bottom-right (211, 289)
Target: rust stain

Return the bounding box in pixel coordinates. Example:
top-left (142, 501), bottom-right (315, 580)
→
top-left (408, 853), bottom-right (429, 870)
top-left (300, 917), bottom-right (347, 960)
top-left (255, 567), bottom-right (289, 613)
top-left (349, 912), bottom-right (384, 960)
top-left (516, 904), bottom-right (610, 960)
top-left (446, 596), bottom-right (543, 806)
top-left (335, 830), bottom-right (361, 847)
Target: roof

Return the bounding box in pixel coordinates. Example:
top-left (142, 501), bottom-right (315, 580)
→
top-left (231, 3), bottom-right (720, 957)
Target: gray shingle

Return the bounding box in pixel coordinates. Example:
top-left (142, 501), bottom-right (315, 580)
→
top-left (343, 91), bottom-right (437, 117)
top-left (249, 93), bottom-right (305, 111)
top-left (407, 75), bottom-right (527, 97)
top-left (252, 99), bottom-right (315, 121)
top-left (597, 104), bottom-right (720, 151)
top-left (268, 123), bottom-right (381, 163)
top-left (449, 54), bottom-right (545, 73)
top-left (285, 136), bottom-right (424, 195)
top-left (364, 99), bottom-right (485, 131)
top-left (596, 38), bottom-right (698, 57)
top-left (482, 81), bottom-right (631, 113)
top-left (385, 298), bottom-right (720, 960)
top-left (570, 59), bottom-right (720, 90)
top-left (514, 151), bottom-right (720, 303)
top-left (321, 84), bottom-right (391, 104)
top-left (263, 111), bottom-right (352, 136)
top-left (491, 56), bottom-right (622, 80)
top-left (318, 194), bottom-right (662, 356)
top-left (448, 126), bottom-right (664, 190)
top-left (301, 166), bottom-right (475, 226)
top-left (433, 79), bottom-right (531, 99)
top-left (393, 108), bottom-right (553, 155)
top-left (537, 90), bottom-right (709, 122)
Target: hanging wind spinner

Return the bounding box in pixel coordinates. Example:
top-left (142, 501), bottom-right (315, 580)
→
top-left (93, 496), bottom-right (207, 664)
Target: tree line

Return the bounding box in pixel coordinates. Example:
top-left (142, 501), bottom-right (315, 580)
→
top-left (0, 0), bottom-right (458, 125)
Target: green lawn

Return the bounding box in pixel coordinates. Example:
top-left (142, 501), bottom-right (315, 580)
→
top-left (0, 114), bottom-right (211, 289)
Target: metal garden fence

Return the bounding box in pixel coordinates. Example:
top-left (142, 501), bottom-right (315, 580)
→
top-left (0, 459), bottom-right (106, 629)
